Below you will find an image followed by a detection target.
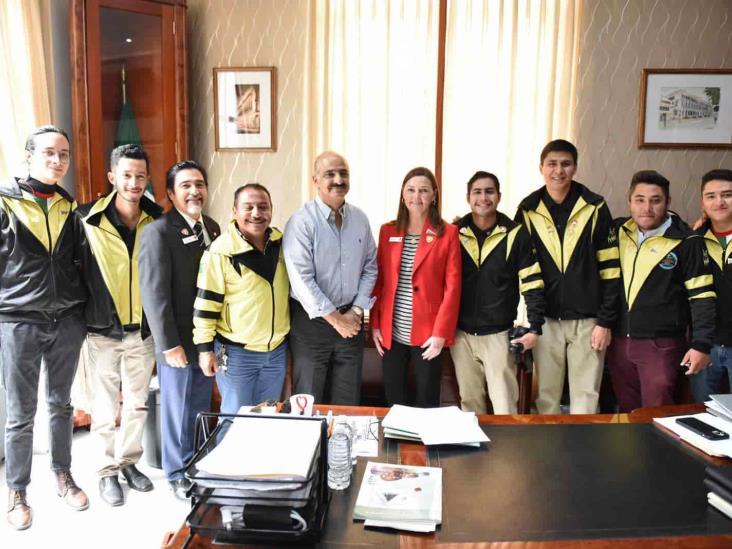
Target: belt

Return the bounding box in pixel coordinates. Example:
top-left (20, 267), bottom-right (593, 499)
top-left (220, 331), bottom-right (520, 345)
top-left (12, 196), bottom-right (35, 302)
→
top-left (336, 303), bottom-right (354, 314)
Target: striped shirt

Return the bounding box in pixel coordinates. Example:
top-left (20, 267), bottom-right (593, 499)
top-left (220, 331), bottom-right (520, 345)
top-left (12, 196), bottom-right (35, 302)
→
top-left (392, 234), bottom-right (420, 345)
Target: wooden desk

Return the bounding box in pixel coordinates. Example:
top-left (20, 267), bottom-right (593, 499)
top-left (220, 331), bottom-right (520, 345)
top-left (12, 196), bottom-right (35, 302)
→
top-left (162, 406), bottom-right (732, 548)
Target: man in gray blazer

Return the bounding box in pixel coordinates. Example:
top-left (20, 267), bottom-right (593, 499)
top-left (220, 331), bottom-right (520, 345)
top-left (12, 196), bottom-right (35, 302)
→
top-left (139, 160), bottom-right (220, 500)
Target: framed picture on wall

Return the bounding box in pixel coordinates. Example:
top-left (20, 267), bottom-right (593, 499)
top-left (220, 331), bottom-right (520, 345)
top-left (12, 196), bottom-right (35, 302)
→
top-left (214, 67), bottom-right (277, 152)
top-left (639, 68), bottom-right (732, 148)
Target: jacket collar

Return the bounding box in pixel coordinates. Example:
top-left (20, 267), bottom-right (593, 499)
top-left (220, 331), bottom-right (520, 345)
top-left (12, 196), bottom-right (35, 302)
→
top-left (225, 219), bottom-right (282, 255)
top-left (620, 211), bottom-right (691, 240)
top-left (456, 211), bottom-right (517, 236)
top-left (517, 181), bottom-right (603, 212)
top-left (1, 176), bottom-right (74, 202)
top-left (83, 190), bottom-right (162, 226)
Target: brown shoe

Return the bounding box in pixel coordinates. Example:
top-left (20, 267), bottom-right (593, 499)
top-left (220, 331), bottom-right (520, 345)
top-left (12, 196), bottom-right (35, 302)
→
top-left (54, 470), bottom-right (89, 511)
top-left (7, 490), bottom-right (32, 530)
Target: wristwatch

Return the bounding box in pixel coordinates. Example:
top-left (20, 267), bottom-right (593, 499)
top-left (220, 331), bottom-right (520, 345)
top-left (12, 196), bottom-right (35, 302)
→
top-left (351, 306), bottom-right (364, 318)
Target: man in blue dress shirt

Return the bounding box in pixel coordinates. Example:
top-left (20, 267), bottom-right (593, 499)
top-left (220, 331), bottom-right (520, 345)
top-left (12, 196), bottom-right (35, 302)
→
top-left (283, 151), bottom-right (377, 404)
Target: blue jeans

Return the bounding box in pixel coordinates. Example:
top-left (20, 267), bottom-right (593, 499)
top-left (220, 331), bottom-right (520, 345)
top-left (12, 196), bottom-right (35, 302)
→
top-left (214, 340), bottom-right (287, 415)
top-left (689, 345), bottom-right (732, 403)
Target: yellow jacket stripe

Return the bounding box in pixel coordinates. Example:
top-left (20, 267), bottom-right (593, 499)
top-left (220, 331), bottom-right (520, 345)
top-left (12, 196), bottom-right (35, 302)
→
top-left (193, 221), bottom-right (290, 353)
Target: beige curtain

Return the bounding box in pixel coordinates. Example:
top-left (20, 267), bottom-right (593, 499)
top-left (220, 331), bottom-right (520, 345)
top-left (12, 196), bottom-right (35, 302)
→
top-left (303, 0), bottom-right (440, 231)
top-left (0, 0), bottom-right (52, 179)
top-left (441, 0), bottom-right (583, 220)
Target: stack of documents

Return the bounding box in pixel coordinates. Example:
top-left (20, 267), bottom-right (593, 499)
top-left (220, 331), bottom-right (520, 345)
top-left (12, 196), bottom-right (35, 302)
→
top-left (705, 466), bottom-right (732, 520)
top-left (654, 412), bottom-right (732, 458)
top-left (706, 394), bottom-right (732, 423)
top-left (381, 405), bottom-right (489, 447)
top-left (194, 416), bottom-right (322, 481)
top-left (353, 461), bottom-right (442, 532)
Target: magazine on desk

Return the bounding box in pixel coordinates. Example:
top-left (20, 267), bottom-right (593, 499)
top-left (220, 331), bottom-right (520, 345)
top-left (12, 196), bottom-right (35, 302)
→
top-left (353, 461), bottom-right (442, 531)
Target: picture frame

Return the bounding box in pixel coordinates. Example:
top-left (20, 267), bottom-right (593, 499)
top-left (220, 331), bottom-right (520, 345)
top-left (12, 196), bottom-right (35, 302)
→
top-left (213, 67), bottom-right (277, 152)
top-left (638, 68), bottom-right (732, 149)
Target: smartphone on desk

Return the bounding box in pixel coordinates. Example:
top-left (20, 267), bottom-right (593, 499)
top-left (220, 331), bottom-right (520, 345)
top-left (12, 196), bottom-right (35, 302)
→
top-left (675, 417), bottom-right (729, 440)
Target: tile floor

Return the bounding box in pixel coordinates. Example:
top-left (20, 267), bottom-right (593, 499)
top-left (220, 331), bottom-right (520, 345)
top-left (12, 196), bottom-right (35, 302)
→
top-left (1, 428), bottom-right (190, 549)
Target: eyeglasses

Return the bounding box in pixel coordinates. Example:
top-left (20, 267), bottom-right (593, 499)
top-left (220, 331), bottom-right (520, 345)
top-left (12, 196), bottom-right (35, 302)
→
top-left (38, 149), bottom-right (71, 164)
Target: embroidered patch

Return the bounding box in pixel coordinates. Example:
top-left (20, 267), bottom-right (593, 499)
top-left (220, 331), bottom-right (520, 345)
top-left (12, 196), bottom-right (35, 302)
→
top-left (659, 252), bottom-right (678, 270)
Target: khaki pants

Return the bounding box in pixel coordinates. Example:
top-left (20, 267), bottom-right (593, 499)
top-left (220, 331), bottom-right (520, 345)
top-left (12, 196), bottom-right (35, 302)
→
top-left (533, 318), bottom-right (605, 414)
top-left (450, 329), bottom-right (517, 414)
top-left (87, 332), bottom-right (155, 476)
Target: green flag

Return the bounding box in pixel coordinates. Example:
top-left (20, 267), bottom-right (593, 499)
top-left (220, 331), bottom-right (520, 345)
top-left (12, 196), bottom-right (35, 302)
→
top-left (114, 68), bottom-right (155, 200)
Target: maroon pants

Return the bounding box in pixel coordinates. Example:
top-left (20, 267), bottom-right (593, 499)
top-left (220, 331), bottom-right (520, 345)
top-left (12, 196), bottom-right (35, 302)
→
top-left (607, 336), bottom-right (686, 412)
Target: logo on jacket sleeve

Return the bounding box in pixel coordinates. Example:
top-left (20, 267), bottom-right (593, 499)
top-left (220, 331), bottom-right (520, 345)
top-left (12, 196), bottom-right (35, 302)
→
top-left (659, 252), bottom-right (678, 270)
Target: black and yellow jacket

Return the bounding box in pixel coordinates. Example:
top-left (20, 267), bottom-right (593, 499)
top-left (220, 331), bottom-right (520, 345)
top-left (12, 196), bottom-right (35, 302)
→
top-left (0, 177), bottom-right (85, 322)
top-left (456, 212), bottom-right (545, 335)
top-left (515, 181), bottom-right (620, 327)
top-left (615, 214), bottom-right (716, 352)
top-left (76, 191), bottom-right (162, 339)
top-left (193, 221), bottom-right (289, 353)
top-left (696, 220), bottom-right (732, 346)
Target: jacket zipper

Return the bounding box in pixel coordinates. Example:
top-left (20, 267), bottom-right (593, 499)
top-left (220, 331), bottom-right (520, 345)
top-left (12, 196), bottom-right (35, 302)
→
top-left (471, 234), bottom-right (483, 335)
top-left (625, 233), bottom-right (648, 337)
top-left (43, 202), bottom-right (58, 321)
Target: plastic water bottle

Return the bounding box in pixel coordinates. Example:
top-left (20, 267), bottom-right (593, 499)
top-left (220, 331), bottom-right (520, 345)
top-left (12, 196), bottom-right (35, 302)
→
top-left (327, 416), bottom-right (353, 490)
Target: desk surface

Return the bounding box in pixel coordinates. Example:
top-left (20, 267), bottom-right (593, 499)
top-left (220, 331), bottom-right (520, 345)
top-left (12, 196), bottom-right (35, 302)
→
top-left (162, 405), bottom-right (732, 548)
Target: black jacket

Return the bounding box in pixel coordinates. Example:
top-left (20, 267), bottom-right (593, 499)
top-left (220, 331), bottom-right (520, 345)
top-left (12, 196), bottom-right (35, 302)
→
top-left (615, 214), bottom-right (716, 353)
top-left (696, 220), bottom-right (732, 346)
top-left (75, 191), bottom-right (162, 339)
top-left (0, 177), bottom-right (85, 322)
top-left (515, 181), bottom-right (620, 327)
top-left (139, 209), bottom-right (221, 364)
top-left (456, 212), bottom-right (545, 335)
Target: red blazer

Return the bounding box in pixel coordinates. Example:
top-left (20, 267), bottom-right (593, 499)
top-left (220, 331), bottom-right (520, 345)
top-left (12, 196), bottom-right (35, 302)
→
top-left (371, 220), bottom-right (461, 350)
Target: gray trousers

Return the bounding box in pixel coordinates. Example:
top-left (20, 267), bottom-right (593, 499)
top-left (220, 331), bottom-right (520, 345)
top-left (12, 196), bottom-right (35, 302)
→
top-left (0, 315), bottom-right (86, 490)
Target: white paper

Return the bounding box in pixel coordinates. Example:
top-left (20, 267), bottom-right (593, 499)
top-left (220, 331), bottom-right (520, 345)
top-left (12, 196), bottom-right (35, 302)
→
top-left (654, 413), bottom-right (732, 458)
top-left (364, 519), bottom-right (437, 532)
top-left (194, 416), bottom-right (322, 479)
top-left (345, 416), bottom-right (380, 457)
top-left (382, 405), bottom-right (489, 446)
top-left (708, 492), bottom-right (732, 519)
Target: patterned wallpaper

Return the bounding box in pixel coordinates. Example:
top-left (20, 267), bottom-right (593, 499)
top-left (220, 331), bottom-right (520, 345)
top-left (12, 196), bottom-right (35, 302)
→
top-left (187, 0), bottom-right (309, 229)
top-left (188, 0), bottom-right (732, 227)
top-left (574, 0), bottom-right (732, 223)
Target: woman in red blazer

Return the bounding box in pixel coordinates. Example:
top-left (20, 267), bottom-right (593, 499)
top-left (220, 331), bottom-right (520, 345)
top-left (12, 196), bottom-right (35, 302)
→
top-left (371, 167), bottom-right (461, 407)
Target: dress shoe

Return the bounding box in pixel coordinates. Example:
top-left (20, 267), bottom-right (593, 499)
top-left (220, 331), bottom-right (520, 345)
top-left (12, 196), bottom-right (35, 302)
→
top-left (54, 470), bottom-right (89, 511)
top-left (99, 475), bottom-right (124, 507)
top-left (169, 478), bottom-right (191, 501)
top-left (7, 490), bottom-right (32, 530)
top-left (120, 464), bottom-right (153, 492)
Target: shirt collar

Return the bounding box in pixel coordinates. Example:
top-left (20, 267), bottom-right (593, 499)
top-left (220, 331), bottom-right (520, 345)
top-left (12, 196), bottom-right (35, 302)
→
top-left (176, 208), bottom-right (203, 229)
top-left (637, 215), bottom-right (673, 242)
top-left (314, 194), bottom-right (347, 220)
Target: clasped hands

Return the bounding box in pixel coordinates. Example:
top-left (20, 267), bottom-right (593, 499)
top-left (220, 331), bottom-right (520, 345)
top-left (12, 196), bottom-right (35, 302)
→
top-left (372, 329), bottom-right (445, 360)
top-left (325, 309), bottom-right (362, 338)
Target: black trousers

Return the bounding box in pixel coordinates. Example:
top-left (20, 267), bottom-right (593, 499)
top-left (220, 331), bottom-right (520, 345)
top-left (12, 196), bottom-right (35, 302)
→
top-left (382, 340), bottom-right (442, 408)
top-left (289, 299), bottom-right (364, 405)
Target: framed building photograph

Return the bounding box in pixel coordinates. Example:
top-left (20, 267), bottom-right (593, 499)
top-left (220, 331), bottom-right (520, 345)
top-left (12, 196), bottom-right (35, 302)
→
top-left (214, 67), bottom-right (277, 151)
top-left (639, 68), bottom-right (732, 148)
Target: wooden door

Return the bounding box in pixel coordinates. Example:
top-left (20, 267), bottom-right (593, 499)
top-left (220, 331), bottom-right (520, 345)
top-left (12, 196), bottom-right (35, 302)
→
top-left (70, 0), bottom-right (187, 206)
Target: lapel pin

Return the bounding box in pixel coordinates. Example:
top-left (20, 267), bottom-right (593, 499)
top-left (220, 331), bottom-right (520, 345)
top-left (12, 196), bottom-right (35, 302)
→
top-left (180, 227), bottom-right (190, 236)
top-left (426, 235), bottom-right (435, 243)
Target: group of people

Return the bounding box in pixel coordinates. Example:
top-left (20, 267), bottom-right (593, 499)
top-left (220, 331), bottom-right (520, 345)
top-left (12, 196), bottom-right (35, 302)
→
top-left (1, 125), bottom-right (730, 532)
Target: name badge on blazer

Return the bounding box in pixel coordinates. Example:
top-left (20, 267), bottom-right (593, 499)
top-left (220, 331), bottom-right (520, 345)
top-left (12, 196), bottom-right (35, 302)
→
top-left (389, 236), bottom-right (403, 243)
top-left (182, 235), bottom-right (199, 245)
